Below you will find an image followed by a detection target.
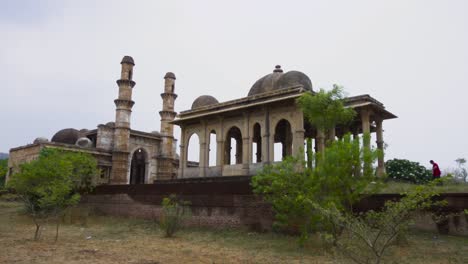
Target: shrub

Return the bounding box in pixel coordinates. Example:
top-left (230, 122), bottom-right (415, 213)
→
top-left (159, 195), bottom-right (190, 237)
top-left (385, 158), bottom-right (432, 184)
top-left (313, 179), bottom-right (446, 264)
top-left (251, 133), bottom-right (381, 245)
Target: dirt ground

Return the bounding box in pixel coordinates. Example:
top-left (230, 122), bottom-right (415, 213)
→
top-left (1, 201), bottom-right (467, 264)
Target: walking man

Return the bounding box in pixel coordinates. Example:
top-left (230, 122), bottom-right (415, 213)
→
top-left (430, 160), bottom-right (441, 180)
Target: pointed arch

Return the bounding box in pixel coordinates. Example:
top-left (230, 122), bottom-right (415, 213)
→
top-left (274, 119), bottom-right (292, 161)
top-left (252, 123), bottom-right (262, 163)
top-left (208, 129), bottom-right (217, 166)
top-left (224, 126), bottom-right (242, 165)
top-left (187, 132), bottom-right (200, 167)
top-left (130, 148), bottom-right (148, 184)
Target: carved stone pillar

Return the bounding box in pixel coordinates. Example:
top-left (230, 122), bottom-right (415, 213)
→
top-left (361, 109), bottom-right (371, 149)
top-left (376, 119), bottom-right (385, 176)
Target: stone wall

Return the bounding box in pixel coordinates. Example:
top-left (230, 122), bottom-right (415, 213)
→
top-left (82, 177), bottom-right (468, 235)
top-left (83, 176), bottom-right (273, 230)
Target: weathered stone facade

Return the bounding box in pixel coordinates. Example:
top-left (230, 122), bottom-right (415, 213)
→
top-left (7, 57), bottom-right (396, 186)
top-left (7, 56), bottom-right (178, 184)
top-left (174, 66), bottom-right (396, 179)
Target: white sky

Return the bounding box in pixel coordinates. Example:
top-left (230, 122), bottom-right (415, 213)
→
top-left (1, 0), bottom-right (467, 171)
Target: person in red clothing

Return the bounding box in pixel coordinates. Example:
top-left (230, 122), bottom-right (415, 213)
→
top-left (430, 160), bottom-right (441, 179)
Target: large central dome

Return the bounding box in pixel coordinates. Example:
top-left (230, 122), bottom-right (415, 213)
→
top-left (248, 65), bottom-right (313, 96)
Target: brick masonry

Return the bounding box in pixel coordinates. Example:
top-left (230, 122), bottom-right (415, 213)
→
top-left (82, 177), bottom-right (468, 235)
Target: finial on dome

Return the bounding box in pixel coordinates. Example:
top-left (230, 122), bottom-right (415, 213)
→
top-left (273, 65), bottom-right (283, 73)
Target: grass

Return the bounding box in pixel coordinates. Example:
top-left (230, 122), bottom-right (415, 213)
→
top-left (1, 200), bottom-right (468, 263)
top-left (379, 180), bottom-right (468, 194)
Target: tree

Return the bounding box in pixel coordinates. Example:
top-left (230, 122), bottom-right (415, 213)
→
top-left (297, 85), bottom-right (356, 152)
top-left (7, 148), bottom-right (99, 241)
top-left (251, 134), bottom-right (380, 244)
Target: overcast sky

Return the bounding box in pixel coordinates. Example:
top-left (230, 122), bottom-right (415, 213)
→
top-left (1, 0), bottom-right (467, 170)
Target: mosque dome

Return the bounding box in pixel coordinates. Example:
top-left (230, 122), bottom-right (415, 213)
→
top-left (247, 65), bottom-right (313, 96)
top-left (33, 137), bottom-right (49, 144)
top-left (51, 128), bottom-right (81, 145)
top-left (191, 95), bottom-right (219, 110)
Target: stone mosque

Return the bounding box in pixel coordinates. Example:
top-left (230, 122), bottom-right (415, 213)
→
top-left (6, 56), bottom-right (396, 184)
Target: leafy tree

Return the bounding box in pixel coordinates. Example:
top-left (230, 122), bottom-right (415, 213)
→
top-left (0, 159), bottom-right (7, 189)
top-left (251, 133), bottom-right (380, 244)
top-left (7, 148), bottom-right (99, 241)
top-left (298, 85), bottom-right (356, 151)
top-left (385, 158), bottom-right (432, 184)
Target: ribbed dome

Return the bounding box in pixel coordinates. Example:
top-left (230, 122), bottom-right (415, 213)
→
top-left (191, 95), bottom-right (219, 110)
top-left (248, 66), bottom-right (313, 96)
top-left (51, 128), bottom-right (81, 145)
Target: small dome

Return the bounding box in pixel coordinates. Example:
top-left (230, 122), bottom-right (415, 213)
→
top-left (33, 137), bottom-right (49, 144)
top-left (76, 137), bottom-right (93, 148)
top-left (276, 71), bottom-right (313, 91)
top-left (121, 56), bottom-right (135, 65)
top-left (191, 95), bottom-right (219, 110)
top-left (51, 128), bottom-right (80, 145)
top-left (248, 66), bottom-right (313, 96)
top-left (164, 72), bottom-right (176, 79)
top-left (105, 122), bottom-right (115, 127)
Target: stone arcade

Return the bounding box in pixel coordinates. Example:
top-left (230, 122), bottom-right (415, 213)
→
top-left (6, 56), bottom-right (396, 184)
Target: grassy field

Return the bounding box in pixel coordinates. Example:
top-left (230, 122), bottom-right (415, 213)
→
top-left (1, 201), bottom-right (468, 264)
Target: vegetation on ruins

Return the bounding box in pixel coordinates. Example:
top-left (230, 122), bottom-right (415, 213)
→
top-left (7, 148), bottom-right (99, 241)
top-left (252, 86), bottom-right (451, 263)
top-left (253, 86), bottom-right (380, 244)
top-left (252, 133), bottom-right (380, 245)
top-left (385, 158), bottom-right (432, 184)
top-left (297, 85), bottom-right (356, 138)
top-left (159, 194), bottom-right (191, 237)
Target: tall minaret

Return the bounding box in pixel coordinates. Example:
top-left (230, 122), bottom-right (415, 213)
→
top-left (110, 56), bottom-right (136, 184)
top-left (157, 72), bottom-right (178, 180)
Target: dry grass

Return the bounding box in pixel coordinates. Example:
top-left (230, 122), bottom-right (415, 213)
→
top-left (1, 201), bottom-right (467, 264)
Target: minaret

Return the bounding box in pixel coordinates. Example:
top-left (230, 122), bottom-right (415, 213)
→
top-left (157, 72), bottom-right (178, 180)
top-left (110, 56), bottom-right (136, 184)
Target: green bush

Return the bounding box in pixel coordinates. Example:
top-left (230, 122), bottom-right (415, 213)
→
top-left (313, 179), bottom-right (446, 264)
top-left (385, 158), bottom-right (432, 184)
top-left (159, 195), bottom-right (190, 237)
top-left (0, 159), bottom-right (7, 189)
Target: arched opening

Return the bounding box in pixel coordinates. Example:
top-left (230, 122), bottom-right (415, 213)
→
top-left (224, 126), bottom-right (242, 165)
top-left (274, 119), bottom-right (292, 161)
top-left (252, 123), bottom-right (262, 163)
top-left (130, 148), bottom-right (147, 184)
top-left (187, 133), bottom-right (200, 167)
top-left (209, 130), bottom-right (217, 166)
